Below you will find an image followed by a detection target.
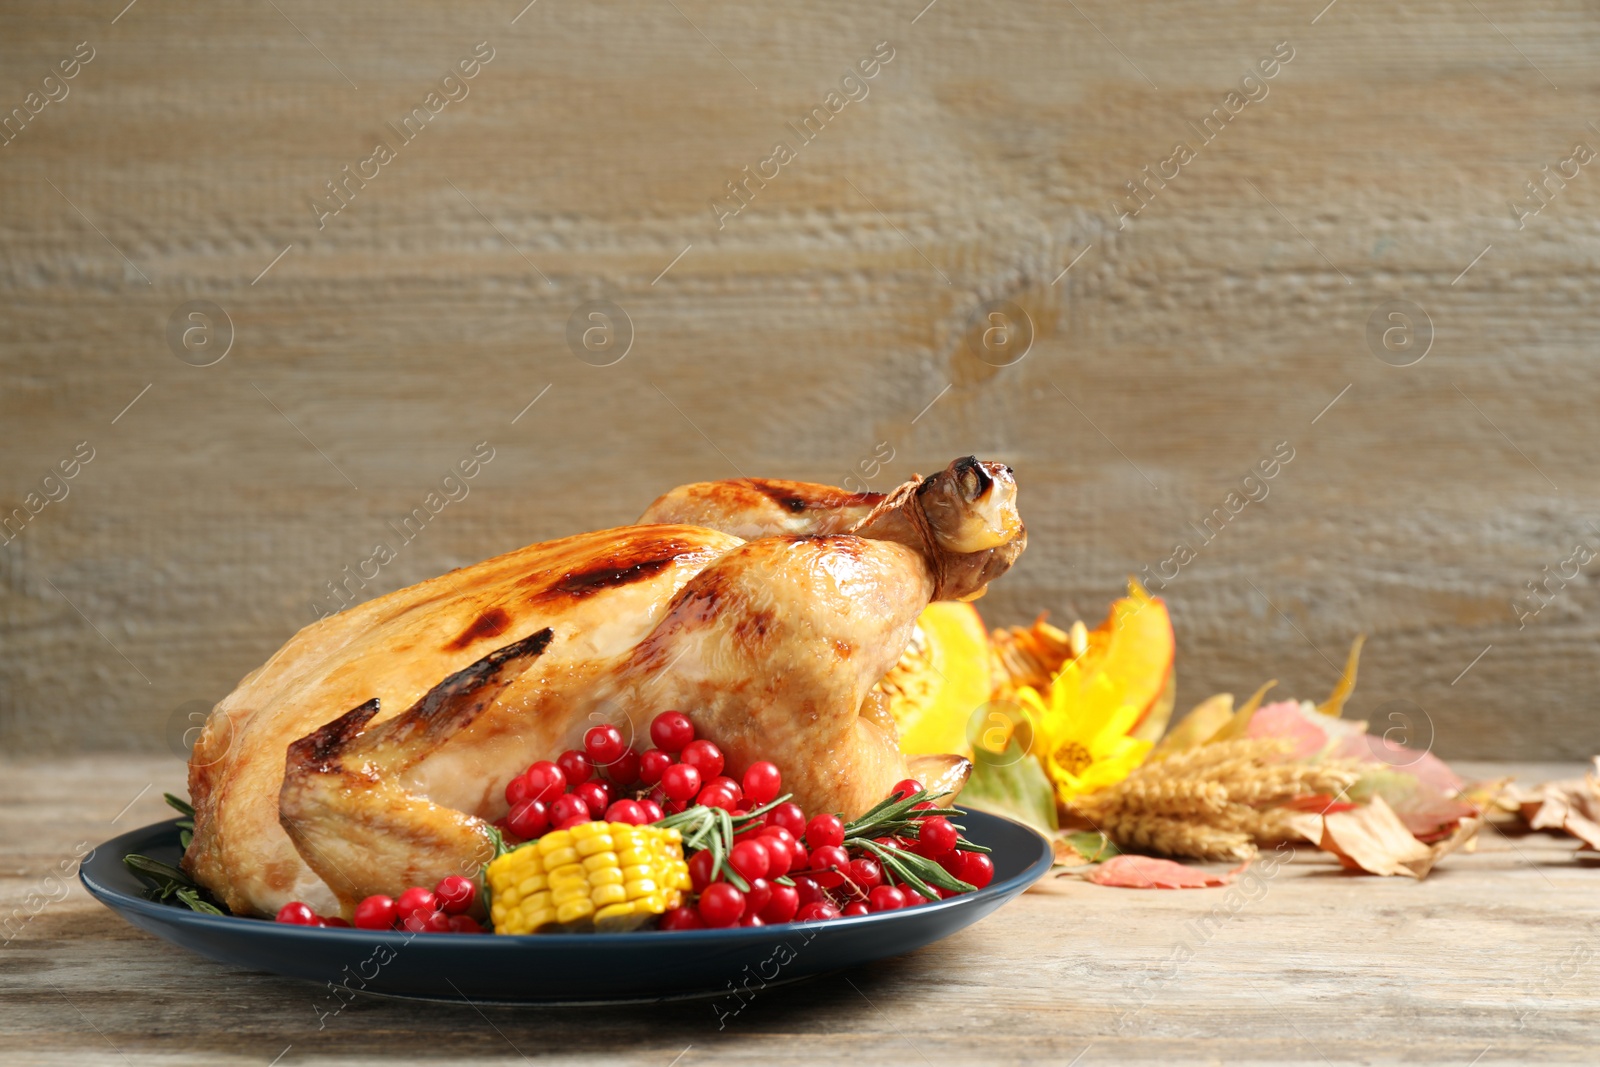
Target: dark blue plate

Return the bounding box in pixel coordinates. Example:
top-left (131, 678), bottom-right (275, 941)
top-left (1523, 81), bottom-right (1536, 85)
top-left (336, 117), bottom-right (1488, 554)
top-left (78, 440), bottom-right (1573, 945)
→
top-left (82, 808), bottom-right (1051, 1005)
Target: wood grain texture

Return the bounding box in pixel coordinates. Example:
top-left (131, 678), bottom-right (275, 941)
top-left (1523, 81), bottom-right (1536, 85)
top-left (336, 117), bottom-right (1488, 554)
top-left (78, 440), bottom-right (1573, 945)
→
top-left (3, 755), bottom-right (1599, 1065)
top-left (2, 2), bottom-right (1599, 757)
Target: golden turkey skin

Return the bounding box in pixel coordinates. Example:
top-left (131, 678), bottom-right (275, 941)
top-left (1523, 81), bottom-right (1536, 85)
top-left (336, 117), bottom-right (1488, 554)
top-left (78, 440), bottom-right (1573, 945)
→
top-left (185, 458), bottom-right (1025, 917)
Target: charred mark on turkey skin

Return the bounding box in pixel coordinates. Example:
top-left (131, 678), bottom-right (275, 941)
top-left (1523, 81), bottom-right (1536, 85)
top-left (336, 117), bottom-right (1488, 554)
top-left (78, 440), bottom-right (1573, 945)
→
top-left (518, 538), bottom-right (697, 604)
top-left (551, 556), bottom-right (676, 596)
top-left (749, 480), bottom-right (883, 514)
top-left (445, 606), bottom-right (511, 650)
top-left (286, 698), bottom-right (380, 771)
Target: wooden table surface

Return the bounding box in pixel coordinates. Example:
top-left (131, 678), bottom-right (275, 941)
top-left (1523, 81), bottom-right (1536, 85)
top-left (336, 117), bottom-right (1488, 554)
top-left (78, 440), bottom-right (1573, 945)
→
top-left (4, 756), bottom-right (1596, 1066)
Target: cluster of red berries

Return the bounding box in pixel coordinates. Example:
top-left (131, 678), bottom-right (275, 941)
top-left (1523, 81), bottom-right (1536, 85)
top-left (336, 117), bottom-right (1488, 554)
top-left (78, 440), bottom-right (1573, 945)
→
top-left (272, 709), bottom-right (997, 936)
top-left (657, 777), bottom-right (996, 930)
top-left (275, 874), bottom-right (485, 934)
top-left (497, 711), bottom-right (781, 844)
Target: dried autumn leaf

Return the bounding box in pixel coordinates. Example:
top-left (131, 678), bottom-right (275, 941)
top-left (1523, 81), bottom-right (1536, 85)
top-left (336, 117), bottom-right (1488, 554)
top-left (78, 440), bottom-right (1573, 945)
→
top-left (1083, 854), bottom-right (1244, 889)
top-left (1315, 634), bottom-right (1366, 717)
top-left (1506, 758), bottom-right (1600, 850)
top-left (1148, 693), bottom-right (1235, 761)
top-left (1051, 836), bottom-right (1086, 866)
top-left (1314, 795), bottom-right (1480, 879)
top-left (1318, 795), bottom-right (1433, 876)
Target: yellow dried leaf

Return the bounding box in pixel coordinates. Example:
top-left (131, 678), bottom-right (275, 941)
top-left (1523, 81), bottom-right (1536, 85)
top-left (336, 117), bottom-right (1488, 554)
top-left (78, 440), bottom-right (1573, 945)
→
top-left (1207, 679), bottom-right (1278, 744)
top-left (1149, 693), bottom-right (1234, 761)
top-left (1316, 634), bottom-right (1366, 718)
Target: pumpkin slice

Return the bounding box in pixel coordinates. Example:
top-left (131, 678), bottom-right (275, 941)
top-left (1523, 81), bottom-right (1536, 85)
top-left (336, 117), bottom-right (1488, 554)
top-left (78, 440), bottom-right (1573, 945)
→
top-left (991, 579), bottom-right (1176, 742)
top-left (877, 602), bottom-right (992, 756)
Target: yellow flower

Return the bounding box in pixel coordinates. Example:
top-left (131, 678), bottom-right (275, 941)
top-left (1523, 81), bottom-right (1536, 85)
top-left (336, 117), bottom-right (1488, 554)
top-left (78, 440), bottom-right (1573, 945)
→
top-left (1015, 664), bottom-right (1153, 802)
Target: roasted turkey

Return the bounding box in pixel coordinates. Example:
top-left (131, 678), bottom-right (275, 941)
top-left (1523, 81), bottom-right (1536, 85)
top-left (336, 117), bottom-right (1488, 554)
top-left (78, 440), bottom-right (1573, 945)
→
top-left (184, 457), bottom-right (1026, 918)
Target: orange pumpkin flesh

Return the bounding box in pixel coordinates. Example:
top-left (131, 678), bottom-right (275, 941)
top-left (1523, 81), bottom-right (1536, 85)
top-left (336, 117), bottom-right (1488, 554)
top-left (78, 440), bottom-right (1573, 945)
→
top-left (876, 602), bottom-right (992, 756)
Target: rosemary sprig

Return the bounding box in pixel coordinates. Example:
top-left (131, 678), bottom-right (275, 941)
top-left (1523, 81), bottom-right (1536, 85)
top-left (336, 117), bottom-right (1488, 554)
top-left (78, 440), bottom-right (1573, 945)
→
top-left (854, 838), bottom-right (974, 900)
top-left (122, 854), bottom-right (227, 915)
top-left (843, 787), bottom-right (993, 856)
top-left (163, 793), bottom-right (197, 851)
top-left (654, 793), bottom-right (792, 893)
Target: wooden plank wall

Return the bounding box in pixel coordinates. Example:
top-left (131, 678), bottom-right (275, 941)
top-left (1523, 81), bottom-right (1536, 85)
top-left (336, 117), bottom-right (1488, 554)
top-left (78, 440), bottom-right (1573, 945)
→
top-left (1, 1), bottom-right (1597, 758)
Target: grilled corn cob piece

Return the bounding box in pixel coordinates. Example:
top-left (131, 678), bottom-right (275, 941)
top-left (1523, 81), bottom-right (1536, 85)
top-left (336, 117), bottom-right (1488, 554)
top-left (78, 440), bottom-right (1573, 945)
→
top-left (486, 821), bottom-right (692, 934)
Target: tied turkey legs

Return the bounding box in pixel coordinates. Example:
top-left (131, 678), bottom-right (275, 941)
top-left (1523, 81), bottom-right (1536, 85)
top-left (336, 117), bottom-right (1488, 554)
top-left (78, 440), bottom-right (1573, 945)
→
top-left (185, 458), bottom-right (1025, 917)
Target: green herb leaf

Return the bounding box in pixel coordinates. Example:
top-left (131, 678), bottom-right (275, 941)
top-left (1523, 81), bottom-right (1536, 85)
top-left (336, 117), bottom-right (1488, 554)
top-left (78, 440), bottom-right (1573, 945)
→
top-left (854, 839), bottom-right (975, 900)
top-left (958, 739), bottom-right (1059, 833)
top-left (163, 793), bottom-right (195, 818)
top-left (179, 829), bottom-right (193, 850)
top-left (174, 887), bottom-right (225, 915)
top-left (123, 853), bottom-right (229, 915)
top-left (1063, 830), bottom-right (1119, 864)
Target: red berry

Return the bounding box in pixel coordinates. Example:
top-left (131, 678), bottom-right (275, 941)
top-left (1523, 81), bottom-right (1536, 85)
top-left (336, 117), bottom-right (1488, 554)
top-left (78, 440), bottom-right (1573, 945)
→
top-left (405, 909), bottom-right (451, 933)
top-left (938, 850), bottom-right (966, 877)
top-left (707, 776), bottom-right (744, 803)
top-left (659, 905), bottom-right (704, 930)
top-left (605, 799), bottom-right (647, 825)
top-left (728, 839), bottom-right (771, 882)
top-left (352, 895), bottom-right (397, 930)
top-left (661, 763), bottom-right (702, 803)
top-left (505, 774), bottom-right (532, 807)
top-left (743, 877), bottom-right (772, 917)
top-left (275, 901), bottom-right (318, 925)
top-left (760, 883), bottom-right (800, 924)
top-left (911, 800), bottom-right (937, 814)
top-left (890, 778), bottom-right (924, 801)
top-left (805, 813), bottom-right (845, 851)
top-left (639, 799), bottom-right (665, 823)
top-left (447, 914), bottom-right (485, 933)
top-left (583, 724), bottom-right (626, 765)
top-left (959, 851), bottom-right (995, 889)
top-left (842, 901), bottom-right (870, 916)
top-left (741, 761), bottom-right (782, 806)
top-left (523, 761), bottom-right (567, 803)
top-left (809, 844), bottom-right (849, 888)
top-left (394, 887), bottom-right (436, 921)
top-left (768, 802), bottom-right (806, 837)
top-left (739, 913), bottom-right (766, 927)
top-left (796, 901), bottom-right (840, 922)
top-left (847, 857), bottom-right (883, 893)
top-left (758, 832), bottom-right (794, 876)
top-left (507, 799), bottom-right (550, 840)
top-left (918, 817), bottom-right (959, 857)
top-left (791, 875), bottom-right (825, 906)
top-left (319, 916), bottom-right (351, 928)
top-left (650, 711), bottom-right (695, 753)
top-left (698, 882), bottom-right (746, 928)
top-left (556, 749), bottom-right (593, 785)
top-left (868, 885), bottom-right (906, 912)
top-left (680, 739), bottom-right (725, 781)
top-left (574, 780), bottom-right (612, 818)
top-left (549, 793), bottom-right (590, 827)
top-left (689, 850), bottom-right (716, 892)
top-left (433, 875), bottom-right (477, 915)
top-left (761, 825), bottom-right (796, 853)
top-left (639, 749), bottom-right (673, 786)
top-left (697, 784), bottom-right (738, 811)
top-left (606, 749), bottom-right (641, 786)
